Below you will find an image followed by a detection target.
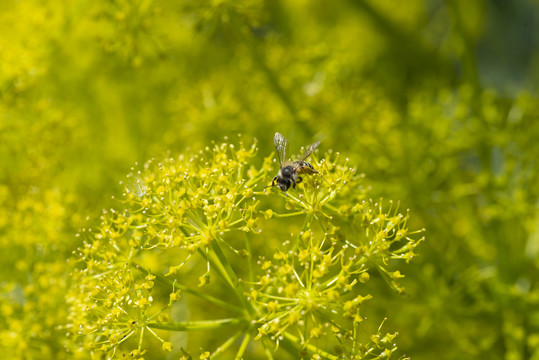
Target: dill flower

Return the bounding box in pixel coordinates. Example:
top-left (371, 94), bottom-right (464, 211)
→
top-left (67, 138), bottom-right (264, 358)
top-left (251, 150), bottom-right (424, 358)
top-left (66, 137), bottom-right (423, 359)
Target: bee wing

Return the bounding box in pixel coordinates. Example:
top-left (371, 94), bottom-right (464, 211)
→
top-left (274, 132), bottom-right (289, 166)
top-left (298, 140), bottom-right (320, 162)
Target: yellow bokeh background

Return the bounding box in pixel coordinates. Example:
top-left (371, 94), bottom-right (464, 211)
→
top-left (1, 0), bottom-right (538, 359)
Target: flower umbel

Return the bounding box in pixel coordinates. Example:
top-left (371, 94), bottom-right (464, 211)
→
top-left (250, 198), bottom-right (422, 358)
top-left (67, 137), bottom-right (423, 359)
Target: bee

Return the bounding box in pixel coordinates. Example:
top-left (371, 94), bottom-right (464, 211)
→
top-left (266, 132), bottom-right (320, 194)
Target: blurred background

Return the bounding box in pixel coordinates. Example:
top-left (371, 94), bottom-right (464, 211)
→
top-left (1, 0), bottom-right (538, 359)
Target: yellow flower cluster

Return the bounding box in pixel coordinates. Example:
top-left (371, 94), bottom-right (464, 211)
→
top-left (251, 188), bottom-right (423, 358)
top-left (66, 138), bottom-right (423, 359)
top-left (67, 138), bottom-right (264, 358)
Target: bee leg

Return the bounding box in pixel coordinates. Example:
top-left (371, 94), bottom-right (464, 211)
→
top-left (292, 179), bottom-right (297, 189)
top-left (296, 176), bottom-right (303, 184)
top-left (265, 176), bottom-right (278, 189)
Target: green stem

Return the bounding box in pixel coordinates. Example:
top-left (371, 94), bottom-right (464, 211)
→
top-left (322, 203), bottom-right (339, 213)
top-left (245, 171), bottom-right (268, 188)
top-left (290, 214), bottom-right (314, 254)
top-left (261, 337), bottom-right (275, 360)
top-left (174, 282), bottom-right (243, 314)
top-left (186, 208), bottom-right (207, 230)
top-left (210, 239), bottom-right (256, 315)
top-left (139, 266), bottom-right (244, 314)
top-left (235, 332), bottom-right (251, 360)
top-left (147, 318), bottom-right (243, 331)
top-left (244, 233), bottom-right (254, 283)
top-left (272, 211), bottom-right (307, 218)
top-left (211, 329), bottom-right (245, 358)
top-left (198, 246), bottom-right (235, 290)
top-left (352, 310), bottom-right (359, 355)
top-left (281, 332), bottom-right (338, 360)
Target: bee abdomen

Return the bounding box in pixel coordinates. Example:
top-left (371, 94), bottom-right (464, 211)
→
top-left (296, 161), bottom-right (318, 175)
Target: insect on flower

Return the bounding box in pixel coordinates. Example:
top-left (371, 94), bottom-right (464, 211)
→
top-left (266, 132), bottom-right (320, 195)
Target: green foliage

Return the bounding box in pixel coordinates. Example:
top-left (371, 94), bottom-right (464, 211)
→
top-left (1, 0), bottom-right (539, 359)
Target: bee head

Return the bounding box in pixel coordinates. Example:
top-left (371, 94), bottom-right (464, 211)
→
top-left (278, 182), bottom-right (290, 192)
